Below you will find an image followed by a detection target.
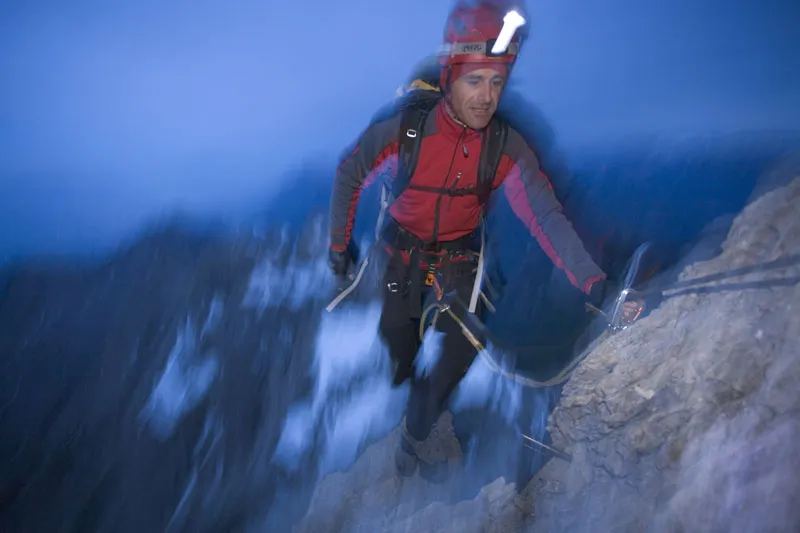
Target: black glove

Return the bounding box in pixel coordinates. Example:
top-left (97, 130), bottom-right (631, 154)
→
top-left (328, 248), bottom-right (351, 279)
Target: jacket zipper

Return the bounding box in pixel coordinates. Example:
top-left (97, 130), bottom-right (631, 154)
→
top-left (447, 171), bottom-right (462, 212)
top-left (431, 127), bottom-right (466, 243)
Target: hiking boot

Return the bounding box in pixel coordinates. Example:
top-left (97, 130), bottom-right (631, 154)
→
top-left (394, 431), bottom-right (418, 477)
top-left (399, 417), bottom-right (452, 483)
top-left (418, 458), bottom-right (450, 484)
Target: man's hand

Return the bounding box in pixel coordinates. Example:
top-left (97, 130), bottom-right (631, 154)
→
top-left (328, 248), bottom-right (351, 280)
top-left (620, 298), bottom-right (645, 325)
top-left (584, 280), bottom-right (646, 329)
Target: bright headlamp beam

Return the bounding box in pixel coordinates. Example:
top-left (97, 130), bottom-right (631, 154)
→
top-left (491, 10), bottom-right (525, 55)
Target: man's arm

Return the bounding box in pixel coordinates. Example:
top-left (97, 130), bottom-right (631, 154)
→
top-left (499, 129), bottom-right (606, 296)
top-left (329, 113), bottom-right (402, 252)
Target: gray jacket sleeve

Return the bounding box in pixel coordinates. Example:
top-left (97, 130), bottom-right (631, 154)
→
top-left (500, 128), bottom-right (606, 294)
top-left (329, 113), bottom-right (402, 251)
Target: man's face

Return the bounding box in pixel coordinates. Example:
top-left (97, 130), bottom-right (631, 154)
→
top-left (448, 67), bottom-right (507, 130)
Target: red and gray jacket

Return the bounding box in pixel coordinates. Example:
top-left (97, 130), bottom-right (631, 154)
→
top-left (329, 100), bottom-right (606, 295)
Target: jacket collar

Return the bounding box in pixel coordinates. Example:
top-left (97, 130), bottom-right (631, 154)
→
top-left (435, 99), bottom-right (482, 143)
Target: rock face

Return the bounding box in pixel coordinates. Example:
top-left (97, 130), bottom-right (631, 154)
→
top-left (293, 174), bottom-right (800, 532)
top-left (526, 174), bottom-right (800, 532)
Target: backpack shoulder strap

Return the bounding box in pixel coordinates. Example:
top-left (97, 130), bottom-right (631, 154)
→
top-left (391, 91), bottom-right (441, 200)
top-left (381, 89), bottom-right (506, 209)
top-left (476, 115), bottom-right (509, 205)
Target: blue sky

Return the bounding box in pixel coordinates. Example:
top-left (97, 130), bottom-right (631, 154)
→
top-left (1, 0), bottom-right (798, 259)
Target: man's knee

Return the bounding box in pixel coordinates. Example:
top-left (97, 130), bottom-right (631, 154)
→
top-left (427, 311), bottom-right (480, 391)
top-left (379, 299), bottom-right (420, 386)
top-left (380, 323), bottom-right (417, 361)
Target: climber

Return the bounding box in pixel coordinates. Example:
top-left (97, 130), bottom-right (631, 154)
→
top-left (327, 0), bottom-right (640, 482)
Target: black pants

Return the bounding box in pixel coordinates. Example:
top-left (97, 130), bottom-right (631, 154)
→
top-left (378, 256), bottom-right (483, 443)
